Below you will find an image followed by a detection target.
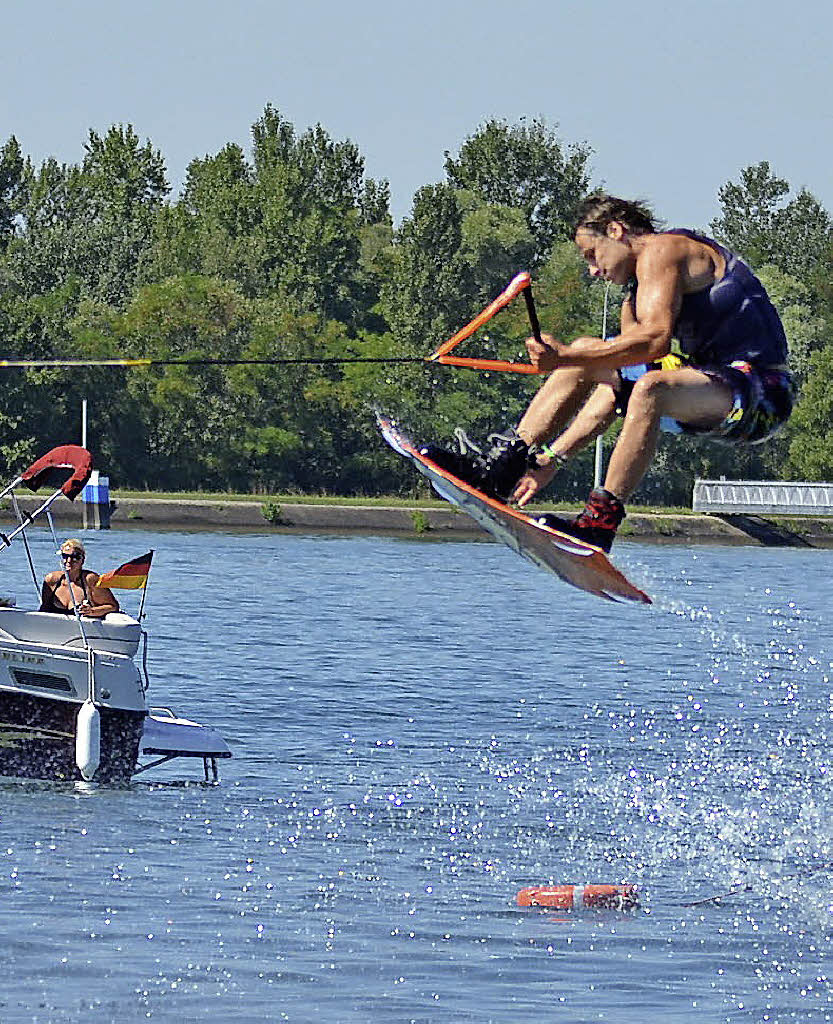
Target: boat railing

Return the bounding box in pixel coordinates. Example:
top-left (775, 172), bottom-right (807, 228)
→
top-left (140, 629), bottom-right (151, 693)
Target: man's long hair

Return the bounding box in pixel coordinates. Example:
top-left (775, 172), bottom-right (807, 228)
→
top-left (573, 194), bottom-right (657, 236)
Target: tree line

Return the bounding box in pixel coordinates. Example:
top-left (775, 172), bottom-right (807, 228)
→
top-left (0, 106), bottom-right (831, 504)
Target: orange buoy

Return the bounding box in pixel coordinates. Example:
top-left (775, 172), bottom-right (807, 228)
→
top-left (517, 884), bottom-right (639, 910)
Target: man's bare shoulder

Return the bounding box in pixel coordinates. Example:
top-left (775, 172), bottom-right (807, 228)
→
top-left (636, 233), bottom-right (708, 287)
top-left (638, 232), bottom-right (691, 263)
top-left (639, 231), bottom-right (722, 289)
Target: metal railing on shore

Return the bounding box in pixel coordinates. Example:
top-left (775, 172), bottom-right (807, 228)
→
top-left (693, 480), bottom-right (833, 516)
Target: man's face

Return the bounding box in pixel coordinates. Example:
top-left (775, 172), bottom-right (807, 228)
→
top-left (574, 224), bottom-right (635, 285)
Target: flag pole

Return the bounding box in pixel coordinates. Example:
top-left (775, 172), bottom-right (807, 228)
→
top-left (137, 548), bottom-right (154, 621)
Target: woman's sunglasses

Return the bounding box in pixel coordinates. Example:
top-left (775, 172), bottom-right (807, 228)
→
top-left (61, 552), bottom-right (83, 561)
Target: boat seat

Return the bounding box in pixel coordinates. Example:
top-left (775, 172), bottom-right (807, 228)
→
top-left (0, 608), bottom-right (141, 657)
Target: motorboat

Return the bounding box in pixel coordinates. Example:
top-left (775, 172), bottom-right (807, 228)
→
top-left (0, 445), bottom-right (231, 783)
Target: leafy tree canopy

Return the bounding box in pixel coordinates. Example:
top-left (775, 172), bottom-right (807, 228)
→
top-left (0, 120), bottom-right (830, 500)
top-left (711, 161), bottom-right (832, 286)
top-left (444, 118), bottom-right (592, 263)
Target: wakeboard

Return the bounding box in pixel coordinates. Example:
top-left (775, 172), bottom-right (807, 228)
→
top-left (379, 416), bottom-right (651, 604)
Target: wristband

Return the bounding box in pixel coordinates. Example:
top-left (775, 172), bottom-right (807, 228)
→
top-left (533, 445), bottom-right (568, 468)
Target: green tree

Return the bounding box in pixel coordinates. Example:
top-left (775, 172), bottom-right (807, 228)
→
top-left (710, 161), bottom-right (789, 265)
top-left (0, 136), bottom-right (28, 253)
top-left (785, 344), bottom-right (833, 480)
top-left (147, 106), bottom-right (392, 332)
top-left (381, 183), bottom-right (470, 348)
top-left (375, 184), bottom-right (472, 438)
top-left (66, 275), bottom-right (251, 488)
top-left (756, 265), bottom-right (828, 388)
top-left (80, 125), bottom-right (170, 303)
top-left (1, 157), bottom-right (74, 298)
top-left (146, 142), bottom-right (261, 292)
top-left (444, 118), bottom-right (592, 263)
top-left (457, 191), bottom-right (536, 296)
top-left (711, 161), bottom-right (832, 285)
top-left (0, 284), bottom-right (80, 475)
top-left (252, 106), bottom-right (387, 325)
top-left (3, 126), bottom-right (168, 307)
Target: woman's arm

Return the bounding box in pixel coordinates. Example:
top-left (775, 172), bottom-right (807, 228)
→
top-left (39, 574), bottom-right (59, 612)
top-left (81, 573), bottom-right (120, 617)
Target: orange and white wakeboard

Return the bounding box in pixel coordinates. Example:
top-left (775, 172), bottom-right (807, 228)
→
top-left (379, 416), bottom-right (651, 605)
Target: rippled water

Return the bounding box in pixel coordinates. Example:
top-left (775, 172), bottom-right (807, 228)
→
top-left (2, 527), bottom-right (833, 1022)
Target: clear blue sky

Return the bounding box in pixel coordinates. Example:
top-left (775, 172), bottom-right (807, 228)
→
top-left (5, 0), bottom-right (832, 230)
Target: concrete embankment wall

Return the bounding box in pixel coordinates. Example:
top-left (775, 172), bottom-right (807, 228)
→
top-left (7, 494), bottom-right (833, 546)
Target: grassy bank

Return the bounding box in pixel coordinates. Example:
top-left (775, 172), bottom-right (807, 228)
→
top-left (110, 488), bottom-right (697, 516)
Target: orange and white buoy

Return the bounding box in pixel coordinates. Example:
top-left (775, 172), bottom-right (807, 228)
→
top-left (517, 884), bottom-right (638, 910)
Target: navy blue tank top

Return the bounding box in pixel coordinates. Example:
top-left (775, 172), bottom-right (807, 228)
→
top-left (659, 229), bottom-right (788, 366)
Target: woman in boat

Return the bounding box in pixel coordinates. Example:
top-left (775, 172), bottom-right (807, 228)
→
top-left (40, 538), bottom-right (119, 618)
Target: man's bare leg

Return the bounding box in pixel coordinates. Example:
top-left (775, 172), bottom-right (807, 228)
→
top-left (513, 385), bottom-right (618, 507)
top-left (516, 366), bottom-right (618, 446)
top-left (604, 368), bottom-right (733, 500)
top-left (460, 366), bottom-right (619, 502)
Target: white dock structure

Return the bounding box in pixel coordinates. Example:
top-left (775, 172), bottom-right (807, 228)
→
top-left (693, 480), bottom-right (833, 516)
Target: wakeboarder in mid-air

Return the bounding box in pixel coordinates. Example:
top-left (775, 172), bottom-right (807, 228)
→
top-left (424, 194), bottom-right (794, 552)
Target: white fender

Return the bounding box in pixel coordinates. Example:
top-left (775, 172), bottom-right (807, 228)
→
top-left (75, 700), bottom-right (101, 781)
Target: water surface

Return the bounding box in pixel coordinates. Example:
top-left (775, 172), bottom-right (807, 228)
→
top-left (1, 529), bottom-right (832, 1022)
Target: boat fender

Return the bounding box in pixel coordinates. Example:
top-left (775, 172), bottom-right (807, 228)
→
top-left (75, 701), bottom-right (101, 781)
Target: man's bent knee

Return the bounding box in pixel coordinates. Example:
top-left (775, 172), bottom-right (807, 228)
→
top-left (626, 370), bottom-right (667, 412)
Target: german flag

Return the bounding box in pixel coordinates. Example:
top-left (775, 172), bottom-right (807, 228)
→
top-left (96, 551), bottom-right (153, 590)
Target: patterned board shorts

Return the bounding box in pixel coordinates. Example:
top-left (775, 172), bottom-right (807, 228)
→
top-left (615, 360), bottom-right (795, 445)
top-left (686, 361), bottom-right (795, 444)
